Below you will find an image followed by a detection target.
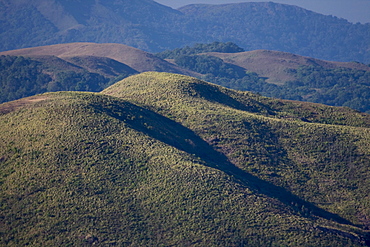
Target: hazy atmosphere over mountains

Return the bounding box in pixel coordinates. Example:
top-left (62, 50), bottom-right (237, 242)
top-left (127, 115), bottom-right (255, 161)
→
top-left (1, 0), bottom-right (370, 246)
top-left (156, 0), bottom-right (370, 24)
top-left (0, 0), bottom-right (369, 63)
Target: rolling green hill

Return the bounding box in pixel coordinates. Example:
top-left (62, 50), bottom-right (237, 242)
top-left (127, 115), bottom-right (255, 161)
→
top-left (1, 72), bottom-right (370, 246)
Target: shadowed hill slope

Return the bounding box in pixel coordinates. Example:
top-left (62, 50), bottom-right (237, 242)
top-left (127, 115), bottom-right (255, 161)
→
top-left (1, 92), bottom-right (367, 246)
top-left (159, 45), bottom-right (370, 113)
top-left (103, 72), bottom-right (370, 128)
top-left (0, 0), bottom-right (183, 52)
top-left (1, 73), bottom-right (370, 245)
top-left (103, 72), bottom-right (370, 231)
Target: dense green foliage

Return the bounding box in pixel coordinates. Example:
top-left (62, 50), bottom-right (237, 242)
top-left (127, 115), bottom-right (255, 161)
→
top-left (1, 0), bottom-right (369, 62)
top-left (0, 55), bottom-right (51, 103)
top-left (1, 72), bottom-right (370, 245)
top-left (156, 41), bottom-right (244, 59)
top-left (0, 5), bottom-right (57, 51)
top-left (286, 66), bottom-right (370, 112)
top-left (211, 66), bottom-right (370, 113)
top-left (0, 55), bottom-right (136, 103)
top-left (174, 55), bottom-right (246, 79)
top-left (177, 3), bottom-right (370, 63)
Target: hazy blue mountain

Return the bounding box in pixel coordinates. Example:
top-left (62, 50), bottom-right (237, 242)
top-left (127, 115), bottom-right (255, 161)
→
top-left (156, 0), bottom-right (370, 24)
top-left (176, 2), bottom-right (370, 63)
top-left (0, 0), bottom-right (369, 62)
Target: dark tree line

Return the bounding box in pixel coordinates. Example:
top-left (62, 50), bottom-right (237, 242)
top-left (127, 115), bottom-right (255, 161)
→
top-left (0, 56), bottom-right (120, 103)
top-left (156, 42), bottom-right (245, 59)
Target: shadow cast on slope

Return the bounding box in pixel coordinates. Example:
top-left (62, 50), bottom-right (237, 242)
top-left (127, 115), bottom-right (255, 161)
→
top-left (92, 99), bottom-right (353, 227)
top-left (190, 82), bottom-right (276, 115)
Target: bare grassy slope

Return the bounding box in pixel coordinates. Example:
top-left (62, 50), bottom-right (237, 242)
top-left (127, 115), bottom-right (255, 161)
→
top-left (207, 50), bottom-right (370, 84)
top-left (0, 42), bottom-right (198, 76)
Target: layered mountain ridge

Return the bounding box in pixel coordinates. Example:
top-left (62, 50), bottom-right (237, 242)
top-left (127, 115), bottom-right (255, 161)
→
top-left (0, 0), bottom-right (369, 63)
top-left (1, 42), bottom-right (370, 113)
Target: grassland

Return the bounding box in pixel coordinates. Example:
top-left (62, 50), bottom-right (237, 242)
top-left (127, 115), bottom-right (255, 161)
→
top-left (1, 72), bottom-right (370, 246)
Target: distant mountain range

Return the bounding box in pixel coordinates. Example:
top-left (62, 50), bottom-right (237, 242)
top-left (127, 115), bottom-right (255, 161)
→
top-left (1, 42), bottom-right (370, 112)
top-left (156, 0), bottom-right (370, 24)
top-left (1, 72), bottom-right (370, 246)
top-left (0, 43), bottom-right (197, 103)
top-left (0, 42), bottom-right (196, 75)
top-left (0, 0), bottom-right (369, 63)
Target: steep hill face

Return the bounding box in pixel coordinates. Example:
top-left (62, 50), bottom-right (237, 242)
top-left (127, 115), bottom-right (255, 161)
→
top-left (1, 73), bottom-right (370, 245)
top-left (0, 0), bottom-right (369, 63)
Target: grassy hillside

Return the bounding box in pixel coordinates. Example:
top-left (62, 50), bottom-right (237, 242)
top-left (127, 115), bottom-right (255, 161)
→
top-left (103, 72), bottom-right (370, 234)
top-left (0, 42), bottom-right (197, 76)
top-left (0, 73), bottom-right (369, 245)
top-left (1, 92), bottom-right (367, 246)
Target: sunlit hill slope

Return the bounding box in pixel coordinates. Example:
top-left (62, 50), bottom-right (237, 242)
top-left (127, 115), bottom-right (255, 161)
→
top-left (1, 72), bottom-right (369, 246)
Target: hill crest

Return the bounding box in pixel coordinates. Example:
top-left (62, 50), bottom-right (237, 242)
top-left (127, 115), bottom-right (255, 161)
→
top-left (0, 42), bottom-right (198, 76)
top-left (103, 72), bottom-right (370, 128)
